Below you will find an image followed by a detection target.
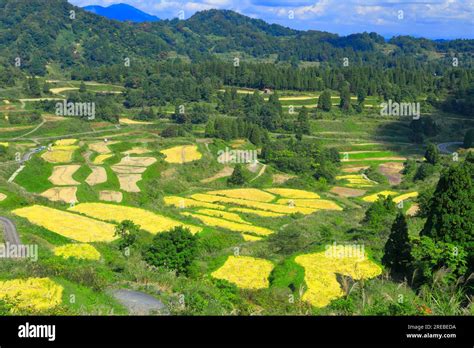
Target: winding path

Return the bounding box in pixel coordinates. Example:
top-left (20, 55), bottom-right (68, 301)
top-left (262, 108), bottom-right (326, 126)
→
top-left (0, 217), bottom-right (21, 245)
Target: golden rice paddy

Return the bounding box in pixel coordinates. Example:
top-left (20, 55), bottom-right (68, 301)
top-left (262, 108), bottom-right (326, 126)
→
top-left (264, 188), bottom-right (320, 199)
top-left (161, 145), bottom-right (202, 164)
top-left (211, 256), bottom-right (274, 289)
top-left (190, 193), bottom-right (317, 215)
top-left (93, 154), bottom-right (113, 164)
top-left (393, 192), bottom-right (419, 203)
top-left (276, 199), bottom-right (343, 211)
top-left (53, 244), bottom-right (101, 261)
top-left (336, 174), bottom-right (375, 188)
top-left (0, 277), bottom-right (63, 312)
top-left (295, 246), bottom-right (382, 308)
top-left (228, 207), bottom-right (285, 218)
top-left (164, 196), bottom-right (225, 210)
top-left (42, 149), bottom-right (77, 163)
top-left (207, 188), bottom-right (275, 202)
top-left (55, 139), bottom-right (77, 146)
top-left (362, 191), bottom-right (398, 202)
top-left (12, 205), bottom-right (116, 242)
top-left (69, 203), bottom-right (202, 234)
top-left (181, 212), bottom-right (272, 236)
top-left (195, 209), bottom-right (251, 224)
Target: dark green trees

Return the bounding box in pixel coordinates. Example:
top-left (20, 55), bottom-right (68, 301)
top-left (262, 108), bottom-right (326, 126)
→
top-left (144, 226), bottom-right (197, 275)
top-left (424, 143), bottom-right (440, 165)
top-left (227, 164), bottom-right (245, 186)
top-left (421, 163), bottom-right (473, 246)
top-left (318, 90), bottom-right (332, 111)
top-left (114, 220), bottom-right (140, 251)
top-left (382, 213), bottom-right (413, 276)
top-left (463, 129), bottom-right (474, 149)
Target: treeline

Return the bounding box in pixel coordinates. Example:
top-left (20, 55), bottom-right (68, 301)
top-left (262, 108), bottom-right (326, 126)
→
top-left (205, 117), bottom-right (268, 146)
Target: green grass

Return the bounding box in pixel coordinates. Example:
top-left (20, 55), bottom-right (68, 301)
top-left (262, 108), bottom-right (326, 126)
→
top-left (14, 156), bottom-right (53, 193)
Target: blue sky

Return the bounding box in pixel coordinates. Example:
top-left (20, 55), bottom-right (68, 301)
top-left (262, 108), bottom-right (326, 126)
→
top-left (69, 0), bottom-right (474, 39)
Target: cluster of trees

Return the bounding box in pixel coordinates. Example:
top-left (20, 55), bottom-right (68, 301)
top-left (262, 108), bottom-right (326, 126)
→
top-left (382, 157), bottom-right (473, 285)
top-left (261, 139), bottom-right (340, 182)
top-left (205, 117), bottom-right (268, 146)
top-left (409, 116), bottom-right (439, 143)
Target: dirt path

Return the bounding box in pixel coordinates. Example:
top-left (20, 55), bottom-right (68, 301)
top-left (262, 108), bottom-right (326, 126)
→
top-left (110, 289), bottom-right (168, 315)
top-left (0, 217), bottom-right (22, 245)
top-left (250, 163), bottom-right (267, 182)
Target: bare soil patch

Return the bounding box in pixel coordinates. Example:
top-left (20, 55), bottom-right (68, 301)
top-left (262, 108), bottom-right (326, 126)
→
top-left (330, 186), bottom-right (366, 198)
top-left (117, 174), bottom-right (142, 193)
top-left (41, 187), bottom-right (78, 203)
top-left (99, 190), bottom-right (123, 203)
top-left (49, 165), bottom-right (81, 186)
top-left (272, 173), bottom-right (296, 184)
top-left (379, 162), bottom-right (404, 185)
top-left (201, 167), bottom-right (233, 183)
top-left (86, 166), bottom-right (107, 186)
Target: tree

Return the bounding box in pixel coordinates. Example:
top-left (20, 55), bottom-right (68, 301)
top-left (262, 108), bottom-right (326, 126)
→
top-left (382, 213), bottom-right (413, 276)
top-left (114, 220), bottom-right (140, 251)
top-left (414, 163), bottom-right (435, 181)
top-left (463, 129), bottom-right (474, 149)
top-left (425, 143), bottom-right (440, 165)
top-left (318, 90), bottom-right (332, 111)
top-left (227, 164), bottom-right (246, 186)
top-left (339, 84), bottom-right (352, 111)
top-left (295, 106), bottom-right (311, 135)
top-left (79, 81), bottom-right (87, 93)
top-left (144, 226), bottom-right (197, 275)
top-left (421, 163), bottom-right (473, 247)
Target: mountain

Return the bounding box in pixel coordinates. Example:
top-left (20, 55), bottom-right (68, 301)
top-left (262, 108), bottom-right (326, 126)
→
top-left (0, 0), bottom-right (472, 76)
top-left (83, 3), bottom-right (159, 22)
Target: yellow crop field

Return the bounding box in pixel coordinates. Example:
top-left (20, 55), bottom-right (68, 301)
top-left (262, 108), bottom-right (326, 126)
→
top-left (53, 244), bottom-right (101, 260)
top-left (13, 205), bottom-right (116, 242)
top-left (242, 234), bottom-right (263, 241)
top-left (69, 203), bottom-right (202, 234)
top-left (208, 189), bottom-right (275, 202)
top-left (265, 188), bottom-right (320, 199)
top-left (393, 192), bottom-right (419, 203)
top-left (190, 193), bottom-right (317, 215)
top-left (0, 278), bottom-right (63, 312)
top-left (163, 196), bottom-right (225, 210)
top-left (276, 199), bottom-right (343, 211)
top-left (211, 256), bottom-right (274, 289)
top-left (42, 149), bottom-right (76, 163)
top-left (295, 246), bottom-right (382, 307)
top-left (55, 139), bottom-right (77, 146)
top-left (336, 174), bottom-right (375, 188)
top-left (93, 154), bottom-right (113, 164)
top-left (228, 207), bottom-right (285, 218)
top-left (161, 145), bottom-right (202, 164)
top-left (196, 209), bottom-right (250, 224)
top-left (362, 191), bottom-right (398, 202)
top-left (181, 212), bottom-right (273, 236)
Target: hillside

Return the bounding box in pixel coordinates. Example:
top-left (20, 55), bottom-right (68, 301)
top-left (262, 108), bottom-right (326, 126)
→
top-left (1, 0), bottom-right (473, 76)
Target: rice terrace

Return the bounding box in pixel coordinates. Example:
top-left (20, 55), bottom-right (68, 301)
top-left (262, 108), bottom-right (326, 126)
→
top-left (0, 0), bottom-right (472, 322)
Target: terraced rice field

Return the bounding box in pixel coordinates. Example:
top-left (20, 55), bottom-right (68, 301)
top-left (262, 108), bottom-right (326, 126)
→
top-left (42, 146), bottom-right (79, 163)
top-left (41, 187), bottom-right (78, 203)
top-left (69, 203), bottom-right (202, 234)
top-left (49, 165), bottom-right (81, 186)
top-left (181, 212), bottom-right (273, 237)
top-left (336, 174), bottom-right (376, 188)
top-left (208, 188), bottom-right (275, 202)
top-left (99, 190), bottom-right (123, 203)
top-left (211, 256), bottom-right (274, 289)
top-left (276, 198), bottom-right (343, 211)
top-left (111, 156), bottom-right (157, 192)
top-left (164, 196), bottom-right (225, 210)
top-left (295, 246), bottom-right (382, 307)
top-left (195, 209), bottom-right (251, 224)
top-left (13, 205), bottom-right (116, 242)
top-left (161, 145), bottom-right (202, 164)
top-left (85, 166), bottom-right (107, 186)
top-left (53, 244), bottom-right (101, 260)
top-left (0, 277), bottom-right (63, 312)
top-left (393, 192), bottom-right (419, 203)
top-left (264, 188), bottom-right (320, 199)
top-left (362, 191), bottom-right (398, 202)
top-left (189, 193), bottom-right (317, 214)
top-left (228, 207), bottom-right (285, 218)
top-left (93, 154), bottom-right (113, 164)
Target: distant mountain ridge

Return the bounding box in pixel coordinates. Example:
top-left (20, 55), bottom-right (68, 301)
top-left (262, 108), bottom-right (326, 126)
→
top-left (83, 3), bottom-right (160, 22)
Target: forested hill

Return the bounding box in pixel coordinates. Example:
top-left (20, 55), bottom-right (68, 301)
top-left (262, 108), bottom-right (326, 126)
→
top-left (1, 0), bottom-right (474, 76)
